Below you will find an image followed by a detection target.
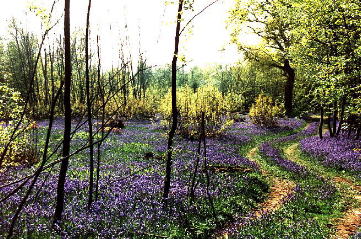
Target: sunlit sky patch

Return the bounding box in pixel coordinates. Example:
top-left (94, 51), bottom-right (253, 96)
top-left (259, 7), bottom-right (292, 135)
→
top-left (0, 0), bottom-right (259, 69)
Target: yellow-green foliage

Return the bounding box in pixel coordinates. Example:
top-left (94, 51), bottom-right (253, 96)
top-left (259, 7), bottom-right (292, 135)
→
top-left (124, 95), bottom-right (158, 119)
top-left (101, 87), bottom-right (161, 119)
top-left (0, 85), bottom-right (38, 168)
top-left (249, 93), bottom-right (283, 127)
top-left (0, 121), bottom-right (39, 168)
top-left (0, 83), bottom-right (23, 120)
top-left (159, 85), bottom-right (234, 138)
top-left (224, 92), bottom-right (245, 113)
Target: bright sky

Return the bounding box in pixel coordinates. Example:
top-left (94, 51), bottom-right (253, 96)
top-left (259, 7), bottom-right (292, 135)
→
top-left (0, 0), bottom-right (246, 69)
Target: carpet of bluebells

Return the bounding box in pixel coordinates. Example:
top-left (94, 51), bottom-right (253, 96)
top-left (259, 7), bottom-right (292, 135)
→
top-left (0, 117), bottom-right (360, 238)
top-left (0, 117), bottom-right (273, 238)
top-left (301, 132), bottom-right (361, 175)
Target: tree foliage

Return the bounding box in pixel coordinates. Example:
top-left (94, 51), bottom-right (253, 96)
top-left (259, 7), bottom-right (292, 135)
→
top-left (229, 0), bottom-right (297, 116)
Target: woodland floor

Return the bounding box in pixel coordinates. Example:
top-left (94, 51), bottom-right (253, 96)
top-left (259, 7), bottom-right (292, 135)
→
top-left (0, 118), bottom-right (361, 238)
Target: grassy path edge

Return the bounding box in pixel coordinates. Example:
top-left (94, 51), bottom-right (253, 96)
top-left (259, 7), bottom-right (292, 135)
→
top-left (284, 143), bottom-right (361, 239)
top-left (215, 147), bottom-right (296, 239)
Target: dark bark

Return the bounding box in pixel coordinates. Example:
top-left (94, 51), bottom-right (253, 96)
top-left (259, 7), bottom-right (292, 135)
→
top-left (201, 112), bottom-right (217, 221)
top-left (319, 107), bottom-right (324, 139)
top-left (283, 59), bottom-right (295, 117)
top-left (332, 102), bottom-right (338, 137)
top-left (189, 115), bottom-right (203, 201)
top-left (95, 35), bottom-right (103, 201)
top-left (85, 0), bottom-right (94, 210)
top-left (49, 47), bottom-right (55, 100)
top-left (336, 98), bottom-right (346, 136)
top-left (327, 114), bottom-right (334, 137)
top-left (54, 0), bottom-right (72, 225)
top-left (163, 0), bottom-right (184, 202)
top-left (41, 50), bottom-right (49, 105)
top-left (122, 70), bottom-right (127, 107)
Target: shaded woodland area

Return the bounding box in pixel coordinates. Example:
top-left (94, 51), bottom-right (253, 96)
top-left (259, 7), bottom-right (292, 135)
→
top-left (0, 0), bottom-right (360, 238)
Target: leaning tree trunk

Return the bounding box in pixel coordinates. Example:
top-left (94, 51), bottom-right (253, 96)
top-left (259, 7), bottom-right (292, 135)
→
top-left (163, 0), bottom-right (184, 202)
top-left (54, 0), bottom-right (72, 225)
top-left (283, 59), bottom-right (295, 117)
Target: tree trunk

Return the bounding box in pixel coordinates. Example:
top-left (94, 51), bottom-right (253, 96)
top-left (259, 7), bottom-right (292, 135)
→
top-left (332, 102), bottom-right (338, 137)
top-left (319, 107), bottom-right (324, 139)
top-left (41, 50), bottom-right (49, 106)
top-left (189, 115), bottom-right (203, 201)
top-left (327, 114), bottom-right (334, 137)
top-left (54, 0), bottom-right (72, 225)
top-left (85, 0), bottom-right (94, 210)
top-left (202, 112), bottom-right (217, 221)
top-left (163, 0), bottom-right (184, 202)
top-left (283, 59), bottom-right (295, 117)
top-left (122, 69), bottom-right (127, 108)
top-left (336, 98), bottom-right (346, 136)
top-left (95, 35), bottom-right (102, 202)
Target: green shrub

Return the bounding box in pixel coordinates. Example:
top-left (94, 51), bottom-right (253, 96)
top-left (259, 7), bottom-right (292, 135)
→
top-left (103, 87), bottom-right (161, 119)
top-left (0, 121), bottom-right (39, 168)
top-left (159, 85), bottom-right (233, 138)
top-left (0, 83), bottom-right (23, 120)
top-left (224, 92), bottom-right (245, 113)
top-left (0, 84), bottom-right (38, 168)
top-left (249, 93), bottom-right (284, 127)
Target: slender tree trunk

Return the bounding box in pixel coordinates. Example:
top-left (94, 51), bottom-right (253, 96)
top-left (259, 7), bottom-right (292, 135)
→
top-left (336, 98), bottom-right (346, 136)
top-left (332, 102), bottom-right (338, 137)
top-left (85, 0), bottom-right (94, 210)
top-left (201, 112), bottom-right (217, 221)
top-left (189, 115), bottom-right (203, 201)
top-left (283, 59), bottom-right (295, 117)
top-left (41, 50), bottom-right (49, 106)
top-left (122, 69), bottom-right (127, 108)
top-left (319, 107), bottom-right (324, 139)
top-left (347, 122), bottom-right (352, 138)
top-left (54, 0), bottom-right (72, 224)
top-left (327, 114), bottom-right (334, 137)
top-left (163, 0), bottom-right (184, 202)
top-left (49, 47), bottom-right (55, 100)
top-left (95, 35), bottom-right (103, 201)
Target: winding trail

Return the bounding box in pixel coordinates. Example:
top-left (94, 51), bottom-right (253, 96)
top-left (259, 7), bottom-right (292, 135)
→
top-left (215, 147), bottom-right (296, 239)
top-left (285, 143), bottom-right (361, 239)
top-left (331, 177), bottom-right (361, 239)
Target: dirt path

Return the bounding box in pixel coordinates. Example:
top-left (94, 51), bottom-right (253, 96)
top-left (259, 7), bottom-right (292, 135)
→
top-left (285, 143), bottom-right (361, 239)
top-left (332, 177), bottom-right (361, 239)
top-left (215, 147), bottom-right (296, 239)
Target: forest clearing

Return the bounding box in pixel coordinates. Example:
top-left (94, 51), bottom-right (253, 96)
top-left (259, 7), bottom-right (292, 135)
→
top-left (0, 0), bottom-right (360, 238)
